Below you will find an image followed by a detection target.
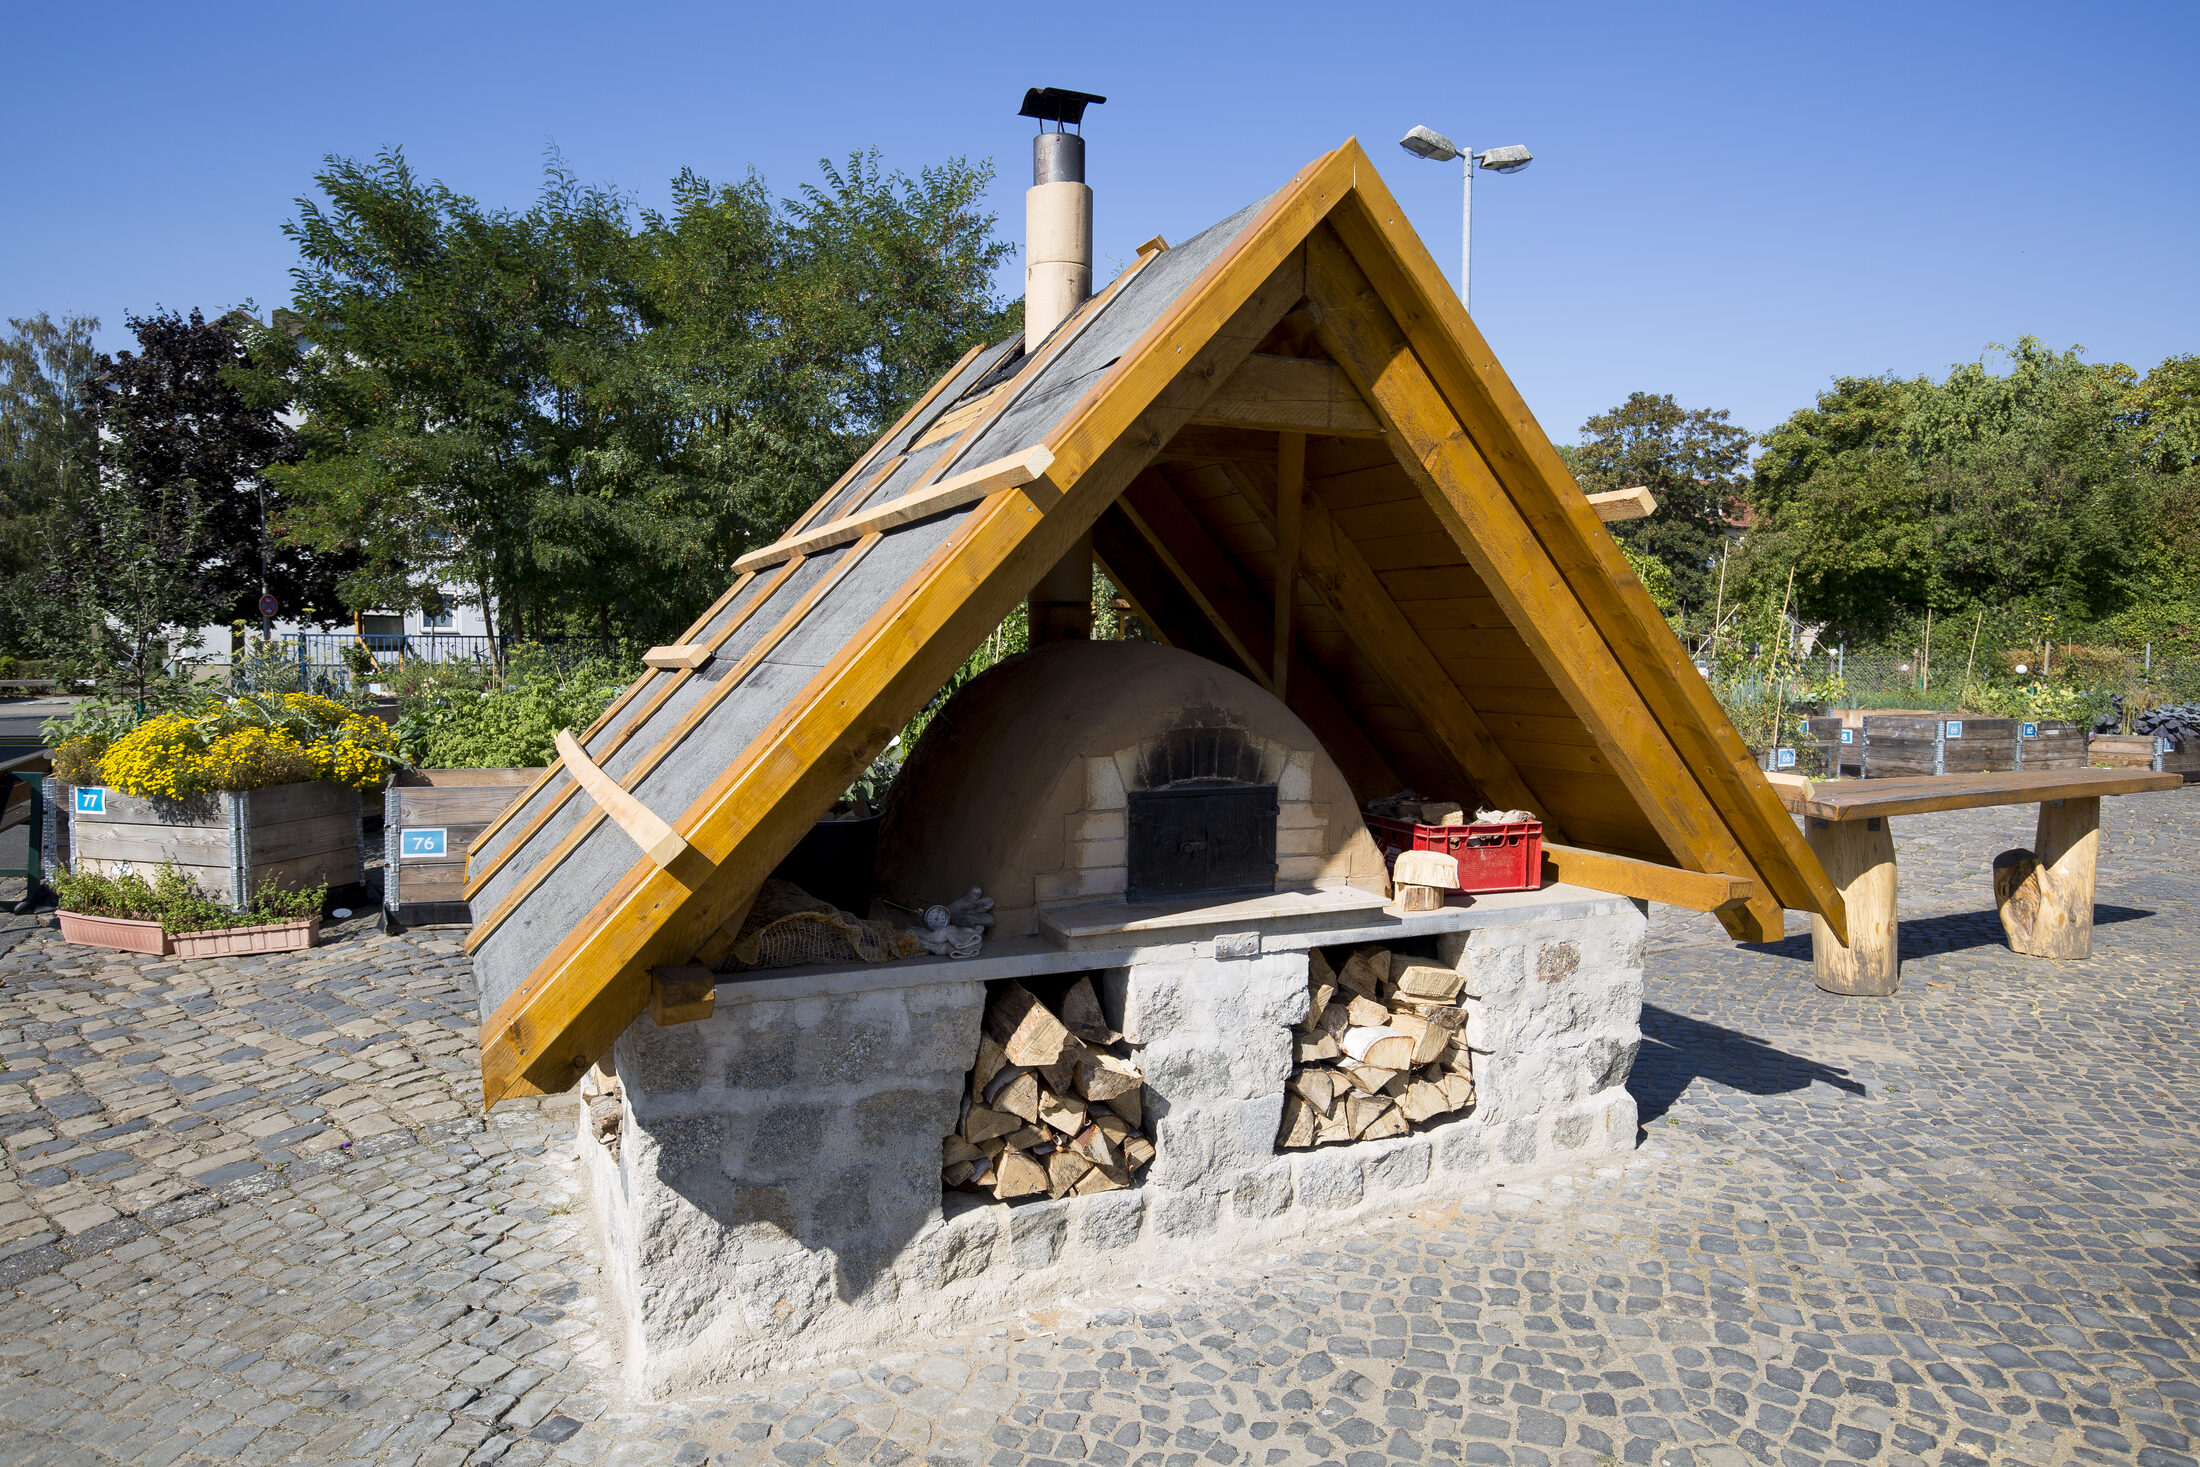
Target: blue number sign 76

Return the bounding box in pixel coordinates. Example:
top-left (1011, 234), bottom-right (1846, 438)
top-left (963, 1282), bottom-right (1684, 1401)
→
top-left (401, 828), bottom-right (448, 858)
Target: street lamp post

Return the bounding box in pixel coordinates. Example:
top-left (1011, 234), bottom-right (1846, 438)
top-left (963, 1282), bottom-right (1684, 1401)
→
top-left (1398, 126), bottom-right (1532, 314)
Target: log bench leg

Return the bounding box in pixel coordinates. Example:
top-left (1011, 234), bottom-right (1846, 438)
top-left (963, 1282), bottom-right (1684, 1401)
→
top-left (1998, 796), bottom-right (2101, 960)
top-left (1807, 816), bottom-right (1899, 995)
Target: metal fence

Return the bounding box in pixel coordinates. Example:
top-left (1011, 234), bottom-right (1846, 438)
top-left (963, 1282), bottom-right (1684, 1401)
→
top-left (209, 634), bottom-right (617, 698)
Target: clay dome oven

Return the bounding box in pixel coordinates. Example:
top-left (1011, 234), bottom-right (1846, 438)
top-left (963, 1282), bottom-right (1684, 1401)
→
top-left (874, 640), bottom-right (1388, 938)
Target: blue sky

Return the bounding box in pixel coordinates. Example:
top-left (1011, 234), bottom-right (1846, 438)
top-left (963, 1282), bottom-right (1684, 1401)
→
top-left (7, 0), bottom-right (2195, 440)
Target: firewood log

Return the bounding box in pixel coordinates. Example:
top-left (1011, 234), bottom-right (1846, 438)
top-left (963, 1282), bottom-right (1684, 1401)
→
top-left (1409, 1007), bottom-right (1463, 1065)
top-left (1002, 1124), bottom-right (1047, 1152)
top-left (967, 1155), bottom-right (995, 1187)
top-left (942, 1160), bottom-right (977, 1188)
top-left (1058, 976), bottom-right (1120, 1044)
top-left (1037, 1042), bottom-right (1087, 1097)
top-left (993, 1149), bottom-right (1049, 1198)
top-left (961, 1104), bottom-right (1021, 1144)
top-left (1345, 994), bottom-right (1391, 1029)
top-left (1402, 1078), bottom-right (1450, 1124)
top-left (1294, 1033), bottom-right (1343, 1064)
top-left (1316, 1106), bottom-right (1353, 1145)
top-left (1345, 1091), bottom-right (1394, 1138)
top-left (1279, 1093), bottom-right (1317, 1148)
top-left (943, 1135), bottom-right (984, 1166)
top-left (1073, 1052), bottom-right (1143, 1102)
top-left (986, 982), bottom-right (1072, 1066)
top-left (1046, 1148), bottom-right (1093, 1198)
top-left (1074, 1158), bottom-right (1130, 1194)
top-left (972, 1034), bottom-right (1010, 1091)
top-left (1438, 1072), bottom-right (1475, 1110)
top-left (1381, 1068), bottom-right (1410, 1097)
top-left (976, 1134), bottom-right (1007, 1157)
top-left (987, 1068), bottom-right (1040, 1122)
top-left (1122, 1133), bottom-right (1156, 1170)
top-left (1392, 962), bottom-right (1465, 1002)
top-left (1106, 1087), bottom-right (1143, 1129)
top-left (1343, 1027), bottom-right (1415, 1069)
top-left (1341, 1059), bottom-right (1400, 1093)
top-left (1038, 1089), bottom-right (1087, 1135)
top-left (1074, 1121), bottom-right (1119, 1170)
top-left (1304, 976), bottom-right (1338, 1031)
top-left (1438, 1037), bottom-right (1477, 1072)
top-left (1292, 1067), bottom-right (1338, 1115)
top-left (1337, 947), bottom-right (1388, 998)
top-left (1362, 1103), bottom-right (1410, 1140)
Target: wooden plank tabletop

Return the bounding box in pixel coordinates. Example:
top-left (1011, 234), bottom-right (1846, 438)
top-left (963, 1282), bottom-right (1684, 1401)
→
top-left (1777, 768), bottom-right (2182, 822)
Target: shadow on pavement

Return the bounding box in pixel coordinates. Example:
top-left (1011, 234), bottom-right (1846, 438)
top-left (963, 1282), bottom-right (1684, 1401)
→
top-left (1732, 903), bottom-right (2156, 965)
top-left (1630, 1004), bottom-right (1868, 1126)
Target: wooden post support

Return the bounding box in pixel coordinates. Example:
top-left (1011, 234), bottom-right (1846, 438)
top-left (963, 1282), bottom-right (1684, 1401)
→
top-left (1999, 796), bottom-right (2100, 959)
top-left (648, 965), bottom-right (717, 1026)
top-left (1806, 815), bottom-right (1899, 995)
top-left (553, 729), bottom-right (691, 869)
top-left (1270, 431), bottom-right (1305, 699)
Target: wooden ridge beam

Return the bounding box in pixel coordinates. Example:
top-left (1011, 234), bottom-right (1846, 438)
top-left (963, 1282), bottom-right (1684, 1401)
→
top-left (1189, 353), bottom-right (1384, 439)
top-left (1214, 455), bottom-right (1556, 835)
top-left (1322, 156), bottom-right (1842, 934)
top-left (732, 446), bottom-right (1057, 573)
top-left (1302, 220), bottom-right (1792, 943)
top-left (1541, 842), bottom-right (1752, 913)
top-left (473, 156), bottom-right (1348, 1107)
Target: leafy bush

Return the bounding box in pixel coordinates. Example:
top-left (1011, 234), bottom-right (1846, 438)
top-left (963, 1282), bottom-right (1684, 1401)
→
top-left (81, 692), bottom-right (399, 798)
top-left (52, 861), bottom-right (325, 933)
top-left (395, 646), bottom-right (630, 768)
top-left (1953, 679), bottom-right (2096, 721)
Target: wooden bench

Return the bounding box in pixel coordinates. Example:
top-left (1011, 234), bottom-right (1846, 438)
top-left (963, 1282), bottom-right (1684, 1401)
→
top-left (1773, 768), bottom-right (2180, 996)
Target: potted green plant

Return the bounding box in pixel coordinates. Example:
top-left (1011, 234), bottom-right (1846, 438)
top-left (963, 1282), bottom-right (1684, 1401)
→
top-left (52, 862), bottom-right (328, 957)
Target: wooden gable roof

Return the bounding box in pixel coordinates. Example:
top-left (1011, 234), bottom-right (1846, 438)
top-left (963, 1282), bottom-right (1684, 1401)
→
top-left (465, 139), bottom-right (1845, 1108)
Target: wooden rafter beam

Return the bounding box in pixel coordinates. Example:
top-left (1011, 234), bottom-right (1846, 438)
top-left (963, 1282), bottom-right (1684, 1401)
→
top-left (1271, 432), bottom-right (1305, 698)
top-left (1589, 486), bottom-right (1656, 522)
top-left (1212, 457), bottom-right (1557, 836)
top-left (1302, 222), bottom-right (1794, 944)
top-left (1095, 489), bottom-right (1399, 802)
top-left (1189, 353), bottom-right (1384, 439)
top-left (1542, 842), bottom-right (1752, 913)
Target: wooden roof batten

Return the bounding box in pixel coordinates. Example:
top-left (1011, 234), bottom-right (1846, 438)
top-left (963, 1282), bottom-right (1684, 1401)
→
top-left (468, 139), bottom-right (1845, 1110)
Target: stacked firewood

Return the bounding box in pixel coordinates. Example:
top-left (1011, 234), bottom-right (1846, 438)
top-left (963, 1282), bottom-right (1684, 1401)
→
top-left (1279, 947), bottom-right (1476, 1148)
top-left (943, 979), bottom-right (1155, 1201)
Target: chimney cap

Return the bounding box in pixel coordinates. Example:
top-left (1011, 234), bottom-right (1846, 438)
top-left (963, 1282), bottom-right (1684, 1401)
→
top-left (1019, 87), bottom-right (1107, 127)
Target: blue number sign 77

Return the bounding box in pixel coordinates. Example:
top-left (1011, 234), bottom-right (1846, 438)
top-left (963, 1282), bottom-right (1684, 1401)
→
top-left (401, 828), bottom-right (448, 859)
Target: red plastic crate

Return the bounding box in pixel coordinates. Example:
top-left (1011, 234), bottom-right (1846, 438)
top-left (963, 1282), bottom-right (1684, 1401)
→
top-left (1364, 814), bottom-right (1545, 894)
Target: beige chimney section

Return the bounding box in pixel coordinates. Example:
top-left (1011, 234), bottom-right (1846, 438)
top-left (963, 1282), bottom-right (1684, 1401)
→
top-left (1026, 128), bottom-right (1096, 642)
top-left (1024, 131), bottom-right (1093, 353)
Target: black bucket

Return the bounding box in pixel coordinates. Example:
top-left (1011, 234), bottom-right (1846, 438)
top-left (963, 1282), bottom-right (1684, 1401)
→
top-left (769, 815), bottom-right (881, 917)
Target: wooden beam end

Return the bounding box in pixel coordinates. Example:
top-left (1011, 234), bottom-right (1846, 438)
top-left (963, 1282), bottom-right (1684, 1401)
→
top-left (649, 965), bottom-right (718, 1026)
top-left (642, 643), bottom-right (712, 671)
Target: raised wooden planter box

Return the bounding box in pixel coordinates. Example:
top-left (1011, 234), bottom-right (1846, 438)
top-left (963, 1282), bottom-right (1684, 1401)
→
top-left (382, 768), bottom-right (541, 930)
top-left (2017, 719), bottom-right (2087, 771)
top-left (56, 910), bottom-right (169, 954)
top-left (67, 781), bottom-right (362, 910)
top-left (172, 917), bottom-right (321, 959)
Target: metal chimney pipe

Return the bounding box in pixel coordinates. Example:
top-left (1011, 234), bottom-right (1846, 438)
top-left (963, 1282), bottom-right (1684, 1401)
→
top-left (1025, 131), bottom-right (1092, 353)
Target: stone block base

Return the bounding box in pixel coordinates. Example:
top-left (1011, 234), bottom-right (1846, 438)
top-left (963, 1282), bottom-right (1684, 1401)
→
top-left (582, 894), bottom-right (1648, 1397)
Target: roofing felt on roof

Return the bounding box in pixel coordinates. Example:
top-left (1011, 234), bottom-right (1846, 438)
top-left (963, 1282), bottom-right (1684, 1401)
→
top-left (467, 140), bottom-right (1844, 1109)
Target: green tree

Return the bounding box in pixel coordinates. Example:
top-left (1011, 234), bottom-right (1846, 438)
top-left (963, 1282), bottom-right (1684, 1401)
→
top-left (1747, 340), bottom-right (2159, 639)
top-left (0, 314), bottom-right (99, 656)
top-left (1571, 392), bottom-right (1752, 612)
top-left (253, 146), bottom-right (1018, 651)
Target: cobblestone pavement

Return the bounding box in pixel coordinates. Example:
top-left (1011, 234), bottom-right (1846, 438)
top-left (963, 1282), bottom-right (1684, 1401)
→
top-left (2, 786), bottom-right (2196, 1467)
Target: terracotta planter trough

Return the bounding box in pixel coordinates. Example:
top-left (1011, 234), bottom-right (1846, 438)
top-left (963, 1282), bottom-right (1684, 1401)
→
top-left (56, 910), bottom-right (170, 955)
top-left (170, 918), bottom-right (322, 959)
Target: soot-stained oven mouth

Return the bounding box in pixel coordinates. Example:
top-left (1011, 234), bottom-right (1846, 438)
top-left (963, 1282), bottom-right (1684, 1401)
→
top-left (1125, 779), bottom-right (1279, 905)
